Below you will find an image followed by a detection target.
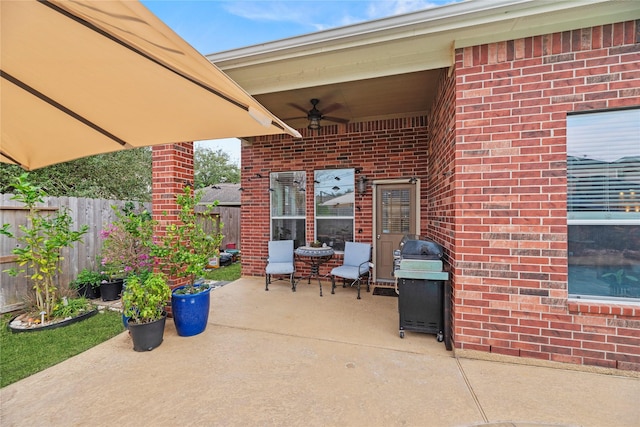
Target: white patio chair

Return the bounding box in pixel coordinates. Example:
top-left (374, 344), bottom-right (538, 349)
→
top-left (265, 240), bottom-right (296, 291)
top-left (330, 242), bottom-right (372, 299)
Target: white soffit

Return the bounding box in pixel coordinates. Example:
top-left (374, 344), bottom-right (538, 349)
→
top-left (208, 0), bottom-right (640, 95)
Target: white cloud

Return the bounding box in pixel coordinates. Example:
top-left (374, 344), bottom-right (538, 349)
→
top-left (222, 1), bottom-right (358, 32)
top-left (366, 0), bottom-right (441, 18)
top-left (221, 1), bottom-right (452, 33)
top-left (222, 1), bottom-right (315, 25)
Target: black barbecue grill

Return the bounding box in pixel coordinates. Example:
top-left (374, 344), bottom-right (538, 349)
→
top-left (393, 235), bottom-right (449, 344)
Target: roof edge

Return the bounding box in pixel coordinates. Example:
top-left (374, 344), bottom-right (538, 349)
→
top-left (207, 0), bottom-right (618, 66)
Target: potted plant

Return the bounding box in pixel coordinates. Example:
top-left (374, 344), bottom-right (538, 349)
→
top-left (98, 252), bottom-right (125, 301)
top-left (0, 173), bottom-right (90, 329)
top-left (153, 187), bottom-right (223, 337)
top-left (99, 203), bottom-right (155, 301)
top-left (71, 268), bottom-right (105, 299)
top-left (121, 272), bottom-right (171, 351)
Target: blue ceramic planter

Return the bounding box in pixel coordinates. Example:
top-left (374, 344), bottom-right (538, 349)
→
top-left (171, 285), bottom-right (212, 337)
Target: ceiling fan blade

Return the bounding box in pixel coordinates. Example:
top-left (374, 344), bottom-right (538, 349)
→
top-left (287, 103), bottom-right (309, 114)
top-left (321, 103), bottom-right (342, 114)
top-left (324, 116), bottom-right (349, 124)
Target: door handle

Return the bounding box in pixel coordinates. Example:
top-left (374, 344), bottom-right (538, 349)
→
top-left (377, 234), bottom-right (381, 240)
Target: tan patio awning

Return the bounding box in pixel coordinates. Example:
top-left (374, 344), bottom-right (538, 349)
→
top-left (0, 0), bottom-right (300, 171)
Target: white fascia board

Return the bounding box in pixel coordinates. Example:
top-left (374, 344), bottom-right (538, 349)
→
top-left (207, 0), bottom-right (525, 64)
top-left (207, 0), bottom-right (623, 69)
top-left (224, 37), bottom-right (453, 94)
top-left (208, 0), bottom-right (638, 94)
top-left (453, 1), bottom-right (640, 48)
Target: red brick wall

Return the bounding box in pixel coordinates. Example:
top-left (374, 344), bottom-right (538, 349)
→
top-left (152, 143), bottom-right (194, 288)
top-left (427, 68), bottom-right (458, 347)
top-left (453, 20), bottom-right (640, 370)
top-left (240, 118), bottom-right (429, 278)
top-left (426, 69), bottom-right (457, 252)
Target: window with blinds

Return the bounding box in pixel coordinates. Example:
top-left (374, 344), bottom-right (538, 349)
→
top-left (314, 169), bottom-right (354, 251)
top-left (381, 189), bottom-right (411, 234)
top-left (567, 107), bottom-right (640, 301)
top-left (270, 171), bottom-right (306, 248)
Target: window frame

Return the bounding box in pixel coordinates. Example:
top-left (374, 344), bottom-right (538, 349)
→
top-left (313, 168), bottom-right (355, 252)
top-left (566, 107), bottom-right (640, 302)
top-left (269, 171), bottom-right (306, 247)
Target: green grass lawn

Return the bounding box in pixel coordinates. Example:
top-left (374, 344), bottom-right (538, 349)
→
top-left (202, 261), bottom-right (241, 282)
top-left (1, 309), bottom-right (125, 388)
top-left (1, 263), bottom-right (242, 388)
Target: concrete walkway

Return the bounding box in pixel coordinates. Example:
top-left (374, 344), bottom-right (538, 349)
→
top-left (1, 277), bottom-right (638, 427)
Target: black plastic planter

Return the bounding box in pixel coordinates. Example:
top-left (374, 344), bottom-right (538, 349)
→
top-left (128, 315), bottom-right (167, 351)
top-left (100, 279), bottom-right (123, 301)
top-left (76, 283), bottom-right (101, 299)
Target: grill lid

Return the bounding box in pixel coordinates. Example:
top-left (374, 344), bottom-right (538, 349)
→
top-left (399, 235), bottom-right (443, 260)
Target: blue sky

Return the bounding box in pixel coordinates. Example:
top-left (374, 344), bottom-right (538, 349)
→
top-left (140, 0), bottom-right (458, 163)
top-left (142, 0), bottom-right (458, 54)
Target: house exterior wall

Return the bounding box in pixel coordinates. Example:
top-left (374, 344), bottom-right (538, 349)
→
top-left (426, 67), bottom-right (458, 352)
top-left (452, 20), bottom-right (640, 371)
top-left (240, 119), bottom-right (429, 278)
top-left (224, 19), bottom-right (640, 372)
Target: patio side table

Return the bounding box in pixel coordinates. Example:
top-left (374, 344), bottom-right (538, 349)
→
top-left (294, 246), bottom-right (334, 296)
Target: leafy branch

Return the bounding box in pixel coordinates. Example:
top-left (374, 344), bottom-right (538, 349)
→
top-left (0, 174), bottom-right (88, 318)
top-left (152, 187), bottom-right (223, 293)
top-left (122, 273), bottom-right (171, 324)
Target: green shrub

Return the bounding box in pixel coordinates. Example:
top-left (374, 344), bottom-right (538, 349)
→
top-left (122, 273), bottom-right (171, 324)
top-left (71, 269), bottom-right (106, 290)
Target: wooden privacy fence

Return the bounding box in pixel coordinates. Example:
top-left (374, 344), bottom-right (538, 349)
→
top-left (0, 195), bottom-right (151, 313)
top-left (200, 205), bottom-right (240, 251)
top-left (0, 195), bottom-right (233, 313)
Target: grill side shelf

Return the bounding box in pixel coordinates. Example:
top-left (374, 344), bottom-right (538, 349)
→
top-left (394, 270), bottom-right (449, 280)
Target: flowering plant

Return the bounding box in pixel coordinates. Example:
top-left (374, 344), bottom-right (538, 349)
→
top-left (100, 202), bottom-right (155, 281)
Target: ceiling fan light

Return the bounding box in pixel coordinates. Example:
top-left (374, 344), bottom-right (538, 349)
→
top-left (308, 116), bottom-right (321, 130)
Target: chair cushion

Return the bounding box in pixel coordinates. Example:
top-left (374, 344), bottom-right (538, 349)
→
top-left (268, 240), bottom-right (294, 263)
top-left (343, 242), bottom-right (371, 267)
top-left (331, 265), bottom-right (364, 280)
top-left (266, 262), bottom-right (294, 275)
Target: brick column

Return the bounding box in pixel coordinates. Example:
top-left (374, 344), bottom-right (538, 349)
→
top-left (152, 142), bottom-right (194, 289)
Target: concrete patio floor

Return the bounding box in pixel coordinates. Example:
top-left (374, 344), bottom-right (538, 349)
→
top-left (1, 277), bottom-right (639, 427)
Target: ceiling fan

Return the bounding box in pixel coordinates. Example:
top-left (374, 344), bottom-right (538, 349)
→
top-left (286, 98), bottom-right (349, 130)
